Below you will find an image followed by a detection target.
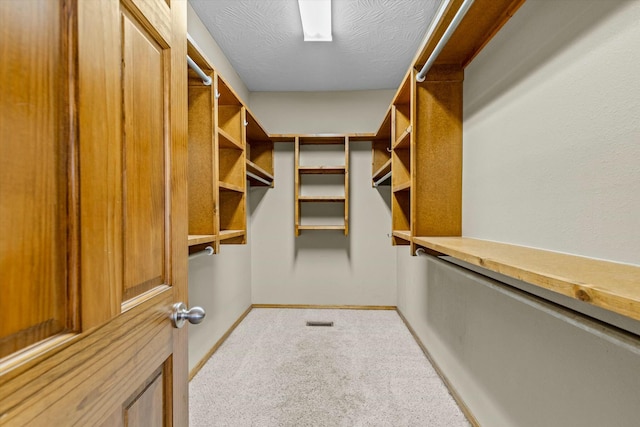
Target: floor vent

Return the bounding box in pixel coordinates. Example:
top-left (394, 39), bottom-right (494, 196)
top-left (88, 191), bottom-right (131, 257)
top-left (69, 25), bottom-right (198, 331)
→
top-left (306, 321), bottom-right (334, 327)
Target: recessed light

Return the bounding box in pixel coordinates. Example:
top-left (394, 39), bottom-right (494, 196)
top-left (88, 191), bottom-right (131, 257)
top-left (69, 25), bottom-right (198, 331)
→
top-left (298, 0), bottom-right (332, 42)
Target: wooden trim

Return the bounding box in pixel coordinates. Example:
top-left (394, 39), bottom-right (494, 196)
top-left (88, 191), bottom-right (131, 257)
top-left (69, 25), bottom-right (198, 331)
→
top-left (252, 304), bottom-right (397, 311)
top-left (188, 305), bottom-right (253, 381)
top-left (396, 309), bottom-right (480, 427)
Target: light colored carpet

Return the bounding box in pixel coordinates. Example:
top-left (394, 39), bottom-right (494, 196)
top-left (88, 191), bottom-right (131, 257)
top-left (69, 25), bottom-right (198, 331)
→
top-left (189, 309), bottom-right (470, 427)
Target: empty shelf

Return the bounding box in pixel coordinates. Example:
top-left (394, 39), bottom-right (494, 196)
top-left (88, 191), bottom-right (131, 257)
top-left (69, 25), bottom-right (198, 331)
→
top-left (372, 158), bottom-right (392, 182)
top-left (393, 230), bottom-right (412, 241)
top-left (246, 159), bottom-right (274, 186)
top-left (393, 127), bottom-right (411, 150)
top-left (393, 181), bottom-right (411, 193)
top-left (298, 196), bottom-right (346, 203)
top-left (218, 128), bottom-right (243, 150)
top-left (219, 181), bottom-right (244, 193)
top-left (218, 229), bottom-right (245, 241)
top-left (298, 166), bottom-right (346, 174)
top-left (188, 234), bottom-right (216, 246)
top-left (298, 225), bottom-right (346, 231)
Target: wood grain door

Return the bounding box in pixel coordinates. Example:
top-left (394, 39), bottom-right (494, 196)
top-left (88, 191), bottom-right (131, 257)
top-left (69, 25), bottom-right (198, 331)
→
top-left (0, 0), bottom-right (189, 425)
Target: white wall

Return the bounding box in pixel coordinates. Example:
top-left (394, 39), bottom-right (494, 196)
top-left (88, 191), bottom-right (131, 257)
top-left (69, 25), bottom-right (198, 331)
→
top-left (187, 4), bottom-right (252, 371)
top-left (463, 0), bottom-right (640, 265)
top-left (249, 91), bottom-right (397, 306)
top-left (398, 255), bottom-right (640, 427)
top-left (250, 90), bottom-right (393, 134)
top-left (398, 0), bottom-right (640, 425)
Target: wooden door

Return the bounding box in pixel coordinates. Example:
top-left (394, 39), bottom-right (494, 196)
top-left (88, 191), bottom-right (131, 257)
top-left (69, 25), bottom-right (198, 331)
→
top-left (0, 0), bottom-right (189, 425)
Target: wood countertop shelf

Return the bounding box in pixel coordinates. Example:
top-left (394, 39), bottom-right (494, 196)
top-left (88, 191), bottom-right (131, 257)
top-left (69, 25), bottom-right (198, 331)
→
top-left (413, 237), bottom-right (640, 322)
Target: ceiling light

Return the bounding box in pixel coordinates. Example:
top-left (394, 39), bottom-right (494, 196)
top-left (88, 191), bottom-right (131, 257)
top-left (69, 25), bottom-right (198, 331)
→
top-left (298, 0), bottom-right (332, 42)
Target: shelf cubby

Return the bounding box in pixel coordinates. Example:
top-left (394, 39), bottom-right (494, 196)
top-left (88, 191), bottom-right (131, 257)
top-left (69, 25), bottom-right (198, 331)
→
top-left (371, 108), bottom-right (392, 187)
top-left (246, 109), bottom-right (274, 187)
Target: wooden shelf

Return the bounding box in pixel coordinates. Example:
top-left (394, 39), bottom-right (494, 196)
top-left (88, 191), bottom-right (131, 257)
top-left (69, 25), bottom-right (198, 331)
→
top-left (298, 166), bottom-right (346, 175)
top-left (298, 225), bottom-right (346, 231)
top-left (246, 159), bottom-right (274, 186)
top-left (188, 234), bottom-right (216, 246)
top-left (393, 181), bottom-right (411, 193)
top-left (299, 195), bottom-right (345, 203)
top-left (372, 158), bottom-right (392, 183)
top-left (393, 230), bottom-right (412, 242)
top-left (299, 135), bottom-right (348, 145)
top-left (272, 133), bottom-right (374, 143)
top-left (218, 229), bottom-right (245, 241)
top-left (295, 135), bottom-right (349, 237)
top-left (218, 181), bottom-right (244, 193)
top-left (413, 237), bottom-right (640, 322)
top-left (393, 127), bottom-right (412, 150)
top-left (218, 127), bottom-right (243, 150)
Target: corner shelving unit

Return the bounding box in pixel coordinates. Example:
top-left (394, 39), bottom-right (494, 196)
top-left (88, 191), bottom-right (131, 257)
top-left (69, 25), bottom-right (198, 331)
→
top-left (186, 35), bottom-right (277, 255)
top-left (294, 135), bottom-right (349, 236)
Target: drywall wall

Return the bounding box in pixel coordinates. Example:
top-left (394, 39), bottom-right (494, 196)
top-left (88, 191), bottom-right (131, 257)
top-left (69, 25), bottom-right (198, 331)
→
top-left (398, 255), bottom-right (640, 427)
top-left (399, 0), bottom-right (640, 425)
top-left (187, 2), bottom-right (249, 103)
top-left (249, 91), bottom-right (397, 306)
top-left (463, 0), bottom-right (640, 265)
top-left (250, 142), bottom-right (397, 305)
top-left (186, 6), bottom-right (252, 372)
top-left (188, 242), bottom-right (251, 370)
top-left (250, 90), bottom-right (394, 135)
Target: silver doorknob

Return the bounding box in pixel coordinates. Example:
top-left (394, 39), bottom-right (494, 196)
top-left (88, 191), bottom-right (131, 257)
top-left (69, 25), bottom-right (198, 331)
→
top-left (171, 302), bottom-right (206, 328)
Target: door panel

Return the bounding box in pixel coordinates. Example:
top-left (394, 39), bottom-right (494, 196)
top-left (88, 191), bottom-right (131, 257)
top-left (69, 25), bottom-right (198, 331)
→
top-left (0, 0), bottom-right (71, 359)
top-left (0, 289), bottom-right (173, 425)
top-left (0, 0), bottom-right (188, 425)
top-left (121, 8), bottom-right (168, 301)
top-left (125, 367), bottom-right (166, 427)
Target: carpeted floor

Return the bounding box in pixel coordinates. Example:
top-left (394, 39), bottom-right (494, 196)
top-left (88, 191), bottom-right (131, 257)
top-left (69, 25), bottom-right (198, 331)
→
top-left (189, 309), bottom-right (470, 427)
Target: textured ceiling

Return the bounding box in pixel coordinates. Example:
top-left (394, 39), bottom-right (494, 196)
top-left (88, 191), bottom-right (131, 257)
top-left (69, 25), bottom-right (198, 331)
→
top-left (189, 0), bottom-right (441, 92)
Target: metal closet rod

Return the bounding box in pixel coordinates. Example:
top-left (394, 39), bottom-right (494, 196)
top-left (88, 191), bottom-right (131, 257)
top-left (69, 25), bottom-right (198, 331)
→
top-left (373, 171), bottom-right (391, 187)
top-left (416, 0), bottom-right (475, 82)
top-left (246, 171), bottom-right (271, 186)
top-left (187, 55), bottom-right (212, 86)
top-left (189, 245), bottom-right (214, 260)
